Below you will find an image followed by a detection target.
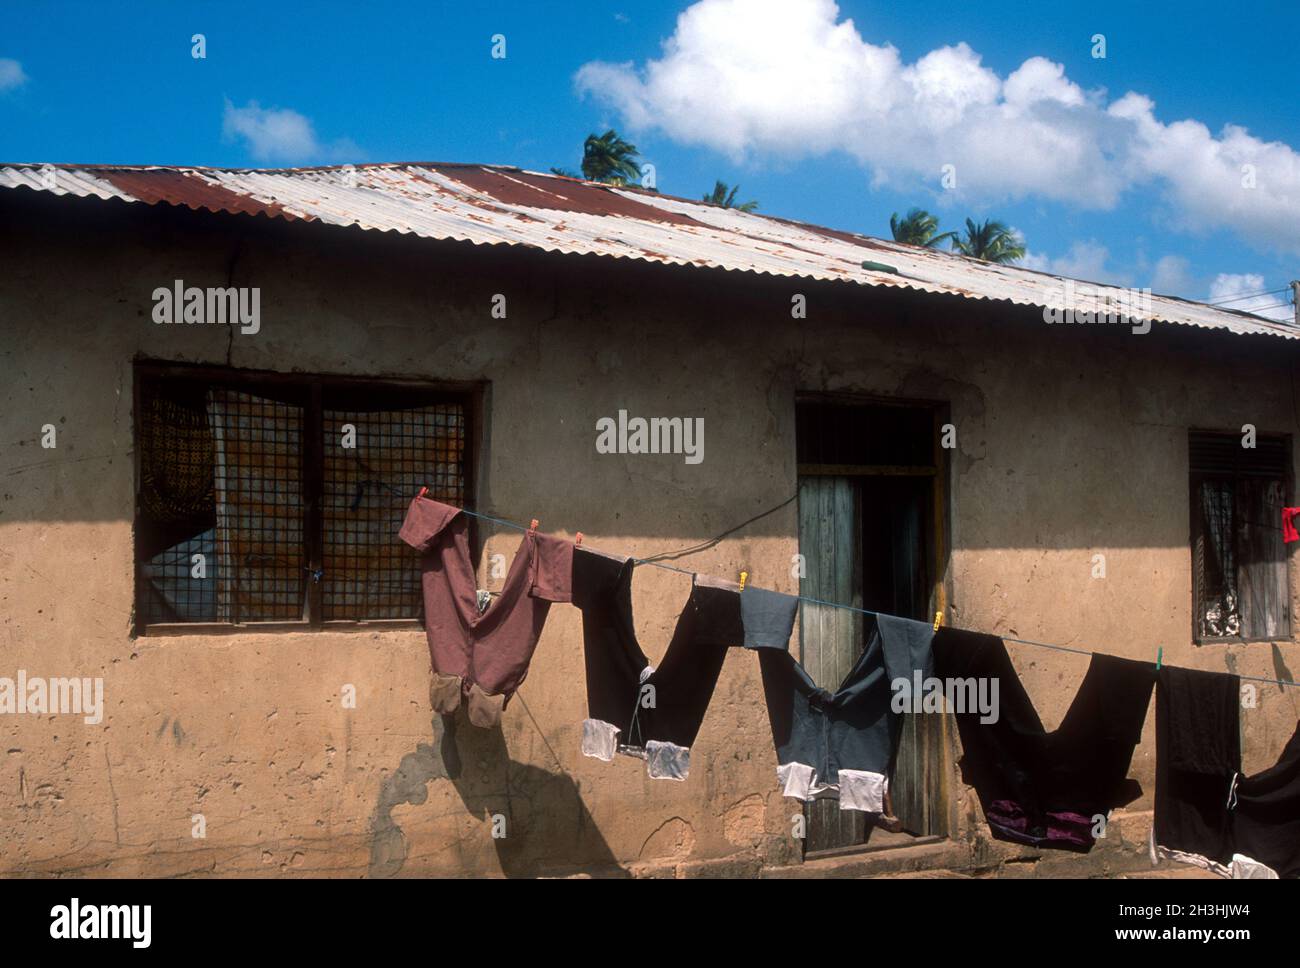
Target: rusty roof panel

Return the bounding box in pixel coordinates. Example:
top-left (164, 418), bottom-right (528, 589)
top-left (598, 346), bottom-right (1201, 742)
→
top-left (431, 165), bottom-right (706, 227)
top-left (0, 161), bottom-right (1294, 341)
top-left (97, 169), bottom-right (309, 221)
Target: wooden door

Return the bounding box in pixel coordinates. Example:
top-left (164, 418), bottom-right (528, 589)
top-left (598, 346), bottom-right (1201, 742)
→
top-left (797, 476), bottom-right (867, 851)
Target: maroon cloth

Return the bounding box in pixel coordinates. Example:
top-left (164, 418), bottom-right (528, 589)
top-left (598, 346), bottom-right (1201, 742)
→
top-left (986, 800), bottom-right (1096, 849)
top-left (399, 496), bottom-right (573, 716)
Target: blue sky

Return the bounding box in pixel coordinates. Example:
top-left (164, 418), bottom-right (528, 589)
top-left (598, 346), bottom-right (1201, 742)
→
top-left (2, 0), bottom-right (1297, 317)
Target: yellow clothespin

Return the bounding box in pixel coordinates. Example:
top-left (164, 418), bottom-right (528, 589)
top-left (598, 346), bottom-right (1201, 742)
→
top-left (739, 571), bottom-right (748, 591)
top-left (933, 610), bottom-right (943, 632)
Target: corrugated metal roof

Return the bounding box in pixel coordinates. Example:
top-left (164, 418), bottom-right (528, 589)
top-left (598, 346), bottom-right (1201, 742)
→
top-left (2, 161), bottom-right (1294, 340)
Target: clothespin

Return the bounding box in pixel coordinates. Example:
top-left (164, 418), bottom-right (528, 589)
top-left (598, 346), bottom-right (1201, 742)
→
top-left (575, 532), bottom-right (584, 547)
top-left (529, 518), bottom-right (539, 533)
top-left (933, 610), bottom-right (943, 632)
top-left (739, 571), bottom-right (748, 591)
top-left (1156, 646), bottom-right (1163, 671)
top-left (417, 486), bottom-right (428, 499)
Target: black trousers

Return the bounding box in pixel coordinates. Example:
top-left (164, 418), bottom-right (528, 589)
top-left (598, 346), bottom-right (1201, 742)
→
top-left (934, 627), bottom-right (1154, 851)
top-left (573, 547), bottom-right (740, 750)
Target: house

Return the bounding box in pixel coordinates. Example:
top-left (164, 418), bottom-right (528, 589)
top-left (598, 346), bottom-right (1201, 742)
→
top-left (1, 161), bottom-right (1296, 877)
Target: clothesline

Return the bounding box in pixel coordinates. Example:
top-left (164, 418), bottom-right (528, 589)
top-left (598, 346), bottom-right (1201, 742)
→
top-left (453, 504), bottom-right (1300, 691)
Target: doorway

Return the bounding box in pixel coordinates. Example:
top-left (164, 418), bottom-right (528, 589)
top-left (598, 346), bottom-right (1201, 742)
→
top-left (795, 394), bottom-right (952, 855)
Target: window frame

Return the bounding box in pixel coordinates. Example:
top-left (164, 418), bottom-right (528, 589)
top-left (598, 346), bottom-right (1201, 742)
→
top-left (1188, 427), bottom-right (1293, 645)
top-left (132, 359), bottom-right (484, 636)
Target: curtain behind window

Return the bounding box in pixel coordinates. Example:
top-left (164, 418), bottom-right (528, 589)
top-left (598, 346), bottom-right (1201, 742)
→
top-left (207, 389), bottom-right (305, 623)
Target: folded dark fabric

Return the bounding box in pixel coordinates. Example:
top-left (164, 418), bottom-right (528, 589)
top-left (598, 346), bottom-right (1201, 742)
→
top-left (573, 547), bottom-right (742, 780)
top-left (934, 627), bottom-right (1154, 851)
top-left (1154, 665), bottom-right (1240, 868)
top-left (748, 601), bottom-right (934, 812)
top-left (740, 585), bottom-right (800, 649)
top-left (1233, 721), bottom-right (1300, 878)
top-left (1157, 665), bottom-right (1300, 877)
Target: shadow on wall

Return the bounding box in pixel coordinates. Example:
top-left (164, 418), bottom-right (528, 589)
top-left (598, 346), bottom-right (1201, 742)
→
top-left (368, 708), bottom-right (627, 878)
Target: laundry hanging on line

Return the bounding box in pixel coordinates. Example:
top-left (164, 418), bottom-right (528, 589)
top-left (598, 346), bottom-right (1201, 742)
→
top-left (1154, 665), bottom-right (1300, 878)
top-left (573, 546), bottom-right (741, 780)
top-left (1153, 665), bottom-right (1238, 873)
top-left (933, 627), bottom-right (1155, 852)
top-left (421, 499), bottom-right (1300, 691)
top-left (399, 493), bottom-right (573, 727)
top-left (743, 585), bottom-right (935, 813)
top-left (1233, 724), bottom-right (1300, 878)
top-left (397, 495), bottom-right (1300, 871)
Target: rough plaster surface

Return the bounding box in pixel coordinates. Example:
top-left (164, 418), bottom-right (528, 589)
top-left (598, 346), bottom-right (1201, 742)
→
top-left (2, 193), bottom-right (1298, 877)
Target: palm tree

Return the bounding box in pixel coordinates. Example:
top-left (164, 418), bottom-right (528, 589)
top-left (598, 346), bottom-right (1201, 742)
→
top-left (581, 130), bottom-right (642, 185)
top-left (951, 218), bottom-right (1026, 264)
top-left (702, 180), bottom-right (758, 212)
top-left (889, 208), bottom-right (955, 248)
top-left (549, 166), bottom-right (580, 179)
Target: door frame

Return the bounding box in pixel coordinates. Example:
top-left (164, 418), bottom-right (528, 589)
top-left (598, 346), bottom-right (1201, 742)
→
top-left (794, 390), bottom-right (955, 853)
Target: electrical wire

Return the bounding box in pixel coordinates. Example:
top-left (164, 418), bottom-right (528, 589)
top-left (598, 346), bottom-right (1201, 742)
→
top-left (1210, 287), bottom-right (1290, 305)
top-left (451, 502), bottom-right (1300, 690)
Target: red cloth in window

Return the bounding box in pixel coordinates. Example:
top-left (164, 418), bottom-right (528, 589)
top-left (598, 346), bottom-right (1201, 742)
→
top-left (1283, 507), bottom-right (1300, 543)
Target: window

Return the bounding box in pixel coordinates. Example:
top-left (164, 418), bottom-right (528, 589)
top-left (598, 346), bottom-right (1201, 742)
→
top-left (1189, 430), bottom-right (1291, 643)
top-left (134, 362), bottom-right (478, 633)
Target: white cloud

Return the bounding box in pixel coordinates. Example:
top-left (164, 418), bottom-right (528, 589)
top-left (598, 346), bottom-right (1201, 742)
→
top-left (1208, 273), bottom-right (1294, 323)
top-left (1021, 241), bottom-right (1131, 286)
top-left (1110, 94), bottom-right (1300, 255)
top-left (1150, 255), bottom-right (1191, 295)
top-left (221, 98), bottom-right (358, 163)
top-left (0, 58), bottom-right (28, 92)
top-left (1024, 249), bottom-right (1262, 306)
top-left (577, 0), bottom-right (1300, 254)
